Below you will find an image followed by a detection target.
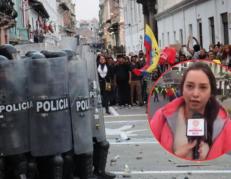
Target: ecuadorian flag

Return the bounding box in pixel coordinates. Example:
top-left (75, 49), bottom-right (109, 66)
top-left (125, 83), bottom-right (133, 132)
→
top-left (144, 24), bottom-right (160, 73)
top-left (133, 24), bottom-right (160, 76)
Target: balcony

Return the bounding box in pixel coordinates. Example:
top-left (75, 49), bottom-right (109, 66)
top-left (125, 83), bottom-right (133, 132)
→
top-left (29, 0), bottom-right (49, 18)
top-left (0, 12), bottom-right (16, 29)
top-left (0, 0), bottom-right (17, 28)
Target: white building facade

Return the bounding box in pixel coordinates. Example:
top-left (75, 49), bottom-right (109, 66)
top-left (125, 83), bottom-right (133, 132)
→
top-left (41, 0), bottom-right (57, 27)
top-left (122, 0), bottom-right (144, 55)
top-left (77, 19), bottom-right (99, 44)
top-left (156, 0), bottom-right (231, 50)
top-left (27, 0), bottom-right (57, 32)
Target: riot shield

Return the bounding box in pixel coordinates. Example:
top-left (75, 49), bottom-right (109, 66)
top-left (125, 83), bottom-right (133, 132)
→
top-left (68, 56), bottom-right (93, 154)
top-left (27, 56), bottom-right (72, 156)
top-left (0, 58), bottom-right (30, 155)
top-left (63, 49), bottom-right (77, 61)
top-left (80, 45), bottom-right (106, 142)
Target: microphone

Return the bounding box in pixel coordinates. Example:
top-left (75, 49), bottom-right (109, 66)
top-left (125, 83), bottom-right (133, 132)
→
top-left (186, 112), bottom-right (206, 160)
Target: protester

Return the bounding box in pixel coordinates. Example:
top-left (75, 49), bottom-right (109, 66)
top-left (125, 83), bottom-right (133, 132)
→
top-left (129, 55), bottom-right (143, 106)
top-left (97, 55), bottom-right (113, 114)
top-left (114, 55), bottom-right (130, 107)
top-left (166, 86), bottom-right (176, 102)
top-left (221, 45), bottom-right (231, 68)
top-left (153, 87), bottom-right (159, 102)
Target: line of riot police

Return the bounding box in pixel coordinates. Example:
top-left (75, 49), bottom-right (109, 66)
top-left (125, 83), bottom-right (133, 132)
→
top-left (0, 44), bottom-right (116, 179)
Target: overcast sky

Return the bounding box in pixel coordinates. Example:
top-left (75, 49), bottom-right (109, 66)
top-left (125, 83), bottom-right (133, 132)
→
top-left (75, 0), bottom-right (99, 21)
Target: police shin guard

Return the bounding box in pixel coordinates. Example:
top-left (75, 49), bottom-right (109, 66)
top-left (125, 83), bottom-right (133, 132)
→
top-left (51, 155), bottom-right (63, 179)
top-left (62, 152), bottom-right (74, 179)
top-left (75, 153), bottom-right (96, 179)
top-left (12, 155), bottom-right (28, 179)
top-left (0, 158), bottom-right (4, 179)
top-left (93, 141), bottom-right (116, 179)
top-left (27, 159), bottom-right (38, 179)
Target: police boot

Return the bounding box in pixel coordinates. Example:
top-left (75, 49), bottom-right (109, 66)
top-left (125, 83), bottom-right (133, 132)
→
top-left (75, 153), bottom-right (97, 179)
top-left (93, 141), bottom-right (116, 179)
top-left (12, 155), bottom-right (28, 179)
top-left (27, 158), bottom-right (38, 179)
top-left (51, 155), bottom-right (63, 179)
top-left (18, 174), bottom-right (27, 179)
top-left (62, 151), bottom-right (74, 179)
top-left (0, 158), bottom-right (5, 179)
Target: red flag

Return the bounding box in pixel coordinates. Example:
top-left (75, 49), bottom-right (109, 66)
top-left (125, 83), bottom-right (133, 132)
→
top-left (161, 47), bottom-right (176, 65)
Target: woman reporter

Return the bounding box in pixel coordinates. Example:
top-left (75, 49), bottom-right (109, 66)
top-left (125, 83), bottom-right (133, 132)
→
top-left (150, 61), bottom-right (231, 161)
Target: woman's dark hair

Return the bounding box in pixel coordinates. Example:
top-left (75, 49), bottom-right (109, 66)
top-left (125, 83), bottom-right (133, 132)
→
top-left (97, 54), bottom-right (107, 65)
top-left (221, 45), bottom-right (231, 59)
top-left (180, 62), bottom-right (220, 146)
top-left (96, 54), bottom-right (101, 66)
top-left (193, 44), bottom-right (200, 52)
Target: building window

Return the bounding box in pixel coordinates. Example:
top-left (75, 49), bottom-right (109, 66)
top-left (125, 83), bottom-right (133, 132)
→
top-left (138, 5), bottom-right (141, 22)
top-left (179, 29), bottom-right (183, 44)
top-left (162, 33), bottom-right (164, 47)
top-left (134, 1), bottom-right (137, 23)
top-left (188, 24), bottom-right (193, 36)
top-left (131, 1), bottom-right (134, 24)
top-left (221, 12), bottom-right (229, 45)
top-left (167, 32), bottom-right (170, 44)
top-left (209, 17), bottom-right (215, 44)
top-left (173, 31), bottom-right (176, 42)
top-left (197, 19), bottom-right (203, 47)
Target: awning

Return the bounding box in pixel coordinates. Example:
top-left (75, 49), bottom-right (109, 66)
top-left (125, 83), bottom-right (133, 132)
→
top-left (59, 2), bottom-right (69, 11)
top-left (29, 0), bottom-right (49, 18)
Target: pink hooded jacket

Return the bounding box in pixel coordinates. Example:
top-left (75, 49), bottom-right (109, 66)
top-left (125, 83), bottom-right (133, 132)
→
top-left (150, 97), bottom-right (231, 161)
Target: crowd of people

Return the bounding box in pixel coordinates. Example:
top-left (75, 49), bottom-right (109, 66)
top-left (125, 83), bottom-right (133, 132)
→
top-left (96, 51), bottom-right (149, 114)
top-left (152, 86), bottom-right (181, 103)
top-left (96, 41), bottom-right (231, 114)
top-left (178, 42), bottom-right (231, 67)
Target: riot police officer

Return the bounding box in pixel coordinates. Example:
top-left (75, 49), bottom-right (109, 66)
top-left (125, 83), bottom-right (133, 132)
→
top-left (67, 51), bottom-right (97, 179)
top-left (81, 45), bottom-right (116, 179)
top-left (27, 51), bottom-right (72, 179)
top-left (0, 50), bottom-right (29, 179)
top-left (0, 44), bottom-right (18, 60)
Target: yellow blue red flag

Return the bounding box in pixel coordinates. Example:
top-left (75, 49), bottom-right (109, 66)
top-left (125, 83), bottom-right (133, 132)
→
top-left (133, 24), bottom-right (160, 76)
